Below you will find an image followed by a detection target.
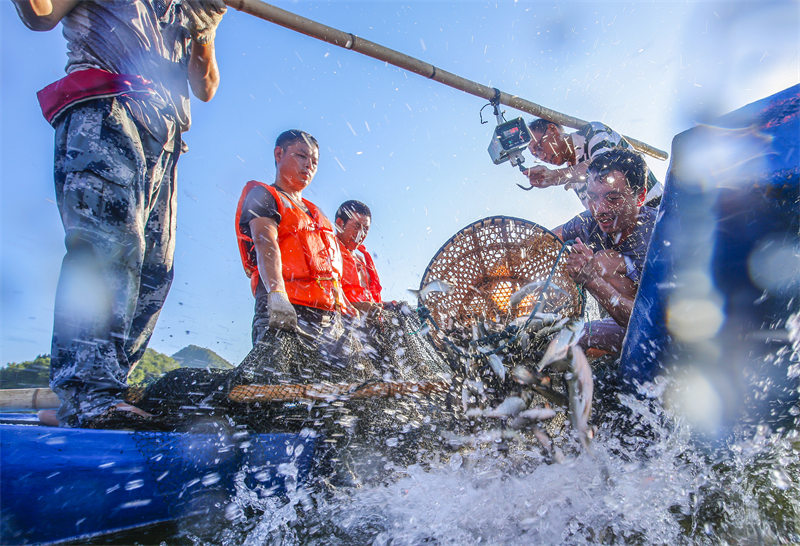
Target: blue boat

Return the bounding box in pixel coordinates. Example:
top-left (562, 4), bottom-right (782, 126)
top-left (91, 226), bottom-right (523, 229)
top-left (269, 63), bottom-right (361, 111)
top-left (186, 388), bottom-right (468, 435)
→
top-left (621, 84), bottom-right (800, 439)
top-left (0, 412), bottom-right (319, 544)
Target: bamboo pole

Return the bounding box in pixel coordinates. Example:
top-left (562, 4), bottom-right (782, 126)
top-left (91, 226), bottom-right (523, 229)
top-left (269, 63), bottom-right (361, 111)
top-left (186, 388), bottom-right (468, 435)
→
top-left (224, 0), bottom-right (668, 161)
top-left (0, 388), bottom-right (60, 410)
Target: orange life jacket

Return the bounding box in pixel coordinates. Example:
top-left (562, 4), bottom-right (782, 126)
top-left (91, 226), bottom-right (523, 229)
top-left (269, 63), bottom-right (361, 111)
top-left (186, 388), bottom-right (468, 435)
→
top-left (235, 181), bottom-right (347, 312)
top-left (339, 241), bottom-right (383, 303)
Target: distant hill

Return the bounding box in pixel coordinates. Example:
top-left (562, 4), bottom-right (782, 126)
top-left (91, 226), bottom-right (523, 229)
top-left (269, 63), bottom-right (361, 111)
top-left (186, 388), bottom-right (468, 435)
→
top-left (1, 345), bottom-right (232, 390)
top-left (171, 345), bottom-right (233, 370)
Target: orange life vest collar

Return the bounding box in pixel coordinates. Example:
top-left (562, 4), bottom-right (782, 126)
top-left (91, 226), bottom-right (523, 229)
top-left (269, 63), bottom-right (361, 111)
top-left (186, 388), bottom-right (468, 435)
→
top-left (339, 241), bottom-right (382, 304)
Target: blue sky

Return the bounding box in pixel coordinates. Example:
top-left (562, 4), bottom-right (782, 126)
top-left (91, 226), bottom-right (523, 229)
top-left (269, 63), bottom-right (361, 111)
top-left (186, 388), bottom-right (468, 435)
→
top-left (1, 1), bottom-right (798, 365)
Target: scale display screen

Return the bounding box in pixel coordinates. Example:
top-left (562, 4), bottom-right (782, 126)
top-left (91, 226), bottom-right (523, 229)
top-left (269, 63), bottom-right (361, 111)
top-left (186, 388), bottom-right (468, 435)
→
top-left (487, 116), bottom-right (532, 166)
top-left (494, 118), bottom-right (531, 150)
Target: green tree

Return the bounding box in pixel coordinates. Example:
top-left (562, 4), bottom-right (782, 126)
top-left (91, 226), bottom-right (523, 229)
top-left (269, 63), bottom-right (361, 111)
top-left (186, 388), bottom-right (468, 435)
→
top-left (127, 349), bottom-right (180, 387)
top-left (0, 355), bottom-right (50, 388)
top-left (0, 349), bottom-right (182, 389)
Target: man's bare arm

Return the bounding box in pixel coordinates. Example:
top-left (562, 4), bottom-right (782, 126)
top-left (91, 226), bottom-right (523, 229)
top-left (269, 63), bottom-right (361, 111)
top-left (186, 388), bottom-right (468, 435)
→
top-left (12, 0), bottom-right (78, 31)
top-left (249, 217), bottom-right (285, 294)
top-left (183, 0), bottom-right (225, 101)
top-left (524, 161), bottom-right (589, 190)
top-left (188, 41), bottom-right (221, 101)
top-left (565, 243), bottom-right (637, 327)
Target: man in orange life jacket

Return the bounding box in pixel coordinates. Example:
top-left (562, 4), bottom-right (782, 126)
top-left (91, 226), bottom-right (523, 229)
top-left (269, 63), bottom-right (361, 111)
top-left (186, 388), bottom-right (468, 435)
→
top-left (236, 130), bottom-right (355, 355)
top-left (335, 200), bottom-right (383, 313)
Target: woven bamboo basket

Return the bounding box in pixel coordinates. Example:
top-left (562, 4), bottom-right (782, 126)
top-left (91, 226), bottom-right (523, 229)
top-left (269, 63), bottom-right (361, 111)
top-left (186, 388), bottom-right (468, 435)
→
top-left (418, 216), bottom-right (582, 332)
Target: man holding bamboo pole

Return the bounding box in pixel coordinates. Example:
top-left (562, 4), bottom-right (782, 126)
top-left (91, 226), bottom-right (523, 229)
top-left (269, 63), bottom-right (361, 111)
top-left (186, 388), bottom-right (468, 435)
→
top-left (524, 119), bottom-right (663, 208)
top-left (14, 0), bottom-right (226, 427)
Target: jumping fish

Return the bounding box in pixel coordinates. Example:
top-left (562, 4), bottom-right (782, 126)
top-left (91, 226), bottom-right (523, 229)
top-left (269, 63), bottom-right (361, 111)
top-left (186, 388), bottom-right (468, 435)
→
top-left (518, 407), bottom-right (557, 421)
top-left (487, 353), bottom-right (506, 381)
top-left (566, 345), bottom-right (594, 450)
top-left (408, 279), bottom-right (453, 299)
top-left (509, 281), bottom-right (569, 309)
top-left (511, 365), bottom-right (568, 406)
top-left (533, 312), bottom-right (563, 327)
top-left (508, 280), bottom-right (547, 308)
top-left (483, 396), bottom-right (527, 418)
top-left (532, 316), bottom-right (570, 340)
top-left (536, 328), bottom-right (574, 372)
top-left (509, 407), bottom-right (556, 430)
top-left (531, 423), bottom-right (566, 464)
top-left (536, 319), bottom-right (585, 372)
top-left (512, 364), bottom-right (536, 385)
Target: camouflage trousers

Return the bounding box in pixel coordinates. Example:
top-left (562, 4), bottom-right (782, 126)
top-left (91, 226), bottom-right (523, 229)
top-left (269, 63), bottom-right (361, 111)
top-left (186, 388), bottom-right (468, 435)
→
top-left (50, 97), bottom-right (181, 427)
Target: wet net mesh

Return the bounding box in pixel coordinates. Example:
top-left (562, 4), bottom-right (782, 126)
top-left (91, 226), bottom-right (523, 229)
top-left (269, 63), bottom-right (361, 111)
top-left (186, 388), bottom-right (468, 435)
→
top-left (131, 303), bottom-right (454, 440)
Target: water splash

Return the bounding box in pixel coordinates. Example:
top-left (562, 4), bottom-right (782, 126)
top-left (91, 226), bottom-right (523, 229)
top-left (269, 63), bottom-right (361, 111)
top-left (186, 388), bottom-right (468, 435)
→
top-left (215, 384), bottom-right (799, 545)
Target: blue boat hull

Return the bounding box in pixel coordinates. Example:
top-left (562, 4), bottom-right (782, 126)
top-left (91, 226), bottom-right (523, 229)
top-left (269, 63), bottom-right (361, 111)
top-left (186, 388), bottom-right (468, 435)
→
top-left (0, 414), bottom-right (319, 544)
top-left (620, 84), bottom-right (800, 438)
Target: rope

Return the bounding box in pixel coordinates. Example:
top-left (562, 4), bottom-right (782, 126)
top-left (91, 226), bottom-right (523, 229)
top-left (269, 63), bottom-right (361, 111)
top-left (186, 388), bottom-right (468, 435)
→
top-left (228, 379), bottom-right (450, 404)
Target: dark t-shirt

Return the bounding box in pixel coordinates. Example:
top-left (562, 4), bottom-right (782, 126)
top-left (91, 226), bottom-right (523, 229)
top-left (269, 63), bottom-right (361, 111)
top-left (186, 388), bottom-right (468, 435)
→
top-left (560, 206), bottom-right (657, 283)
top-left (239, 184), bottom-right (281, 241)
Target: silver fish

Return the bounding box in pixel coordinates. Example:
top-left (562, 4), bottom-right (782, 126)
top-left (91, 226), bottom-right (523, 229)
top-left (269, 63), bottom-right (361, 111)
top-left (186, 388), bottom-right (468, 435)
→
top-left (509, 408), bottom-right (556, 431)
top-left (534, 312), bottom-right (565, 326)
top-left (518, 407), bottom-right (557, 421)
top-left (484, 396), bottom-right (527, 418)
top-left (509, 281), bottom-right (569, 309)
top-left (464, 379), bottom-right (485, 396)
top-left (487, 353), bottom-right (506, 381)
top-left (531, 423), bottom-right (565, 464)
top-left (511, 365), bottom-right (568, 407)
top-left (566, 345), bottom-right (594, 450)
top-left (532, 317), bottom-right (570, 339)
top-left (408, 279), bottom-right (453, 299)
top-left (508, 280), bottom-right (547, 308)
top-left (512, 364), bottom-right (536, 385)
top-left (536, 328), bottom-right (574, 372)
top-left (536, 319), bottom-right (585, 371)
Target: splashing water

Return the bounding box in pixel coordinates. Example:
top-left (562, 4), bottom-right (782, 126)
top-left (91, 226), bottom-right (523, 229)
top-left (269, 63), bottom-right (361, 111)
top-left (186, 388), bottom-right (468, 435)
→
top-left (204, 381), bottom-right (798, 545)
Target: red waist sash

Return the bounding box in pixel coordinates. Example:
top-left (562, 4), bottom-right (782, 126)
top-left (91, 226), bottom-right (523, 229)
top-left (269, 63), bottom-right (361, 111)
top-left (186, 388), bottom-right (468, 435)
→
top-left (37, 68), bottom-right (153, 125)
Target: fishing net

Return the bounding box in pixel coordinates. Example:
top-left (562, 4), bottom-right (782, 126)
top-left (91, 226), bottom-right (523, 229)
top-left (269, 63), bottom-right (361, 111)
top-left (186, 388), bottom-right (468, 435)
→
top-left (130, 303), bottom-right (453, 442)
top-left (127, 216), bottom-right (587, 462)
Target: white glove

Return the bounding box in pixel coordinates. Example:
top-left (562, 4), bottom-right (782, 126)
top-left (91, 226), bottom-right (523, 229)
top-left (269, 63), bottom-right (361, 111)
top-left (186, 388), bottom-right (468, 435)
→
top-left (183, 0), bottom-right (226, 44)
top-left (268, 291), bottom-right (298, 331)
